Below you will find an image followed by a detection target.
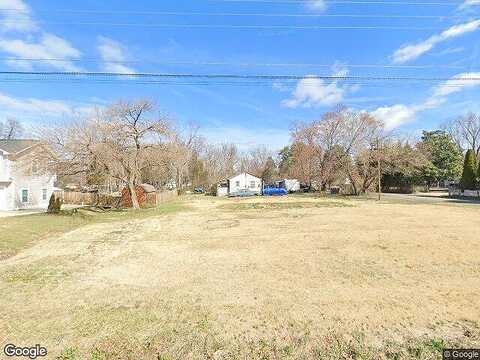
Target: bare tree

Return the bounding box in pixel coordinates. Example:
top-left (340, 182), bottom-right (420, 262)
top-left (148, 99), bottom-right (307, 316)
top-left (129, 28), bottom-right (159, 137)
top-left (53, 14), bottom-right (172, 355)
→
top-left (290, 107), bottom-right (384, 193)
top-left (203, 143), bottom-right (240, 185)
top-left (42, 100), bottom-right (170, 209)
top-left (444, 113), bottom-right (480, 156)
top-left (239, 146), bottom-right (273, 178)
top-left (165, 125), bottom-right (205, 193)
top-left (0, 118), bottom-right (24, 139)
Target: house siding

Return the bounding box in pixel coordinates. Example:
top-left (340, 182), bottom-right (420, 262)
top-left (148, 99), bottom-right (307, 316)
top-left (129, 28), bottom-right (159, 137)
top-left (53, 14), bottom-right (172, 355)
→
top-left (0, 147), bottom-right (56, 211)
top-left (228, 173), bottom-right (262, 195)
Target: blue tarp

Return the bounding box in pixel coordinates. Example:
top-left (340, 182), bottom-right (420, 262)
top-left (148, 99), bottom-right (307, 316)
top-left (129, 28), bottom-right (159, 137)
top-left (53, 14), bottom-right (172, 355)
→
top-left (263, 187), bottom-right (288, 196)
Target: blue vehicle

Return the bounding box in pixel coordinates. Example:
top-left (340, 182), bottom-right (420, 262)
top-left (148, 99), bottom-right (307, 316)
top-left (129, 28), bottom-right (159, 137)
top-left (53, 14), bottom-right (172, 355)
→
top-left (263, 187), bottom-right (288, 196)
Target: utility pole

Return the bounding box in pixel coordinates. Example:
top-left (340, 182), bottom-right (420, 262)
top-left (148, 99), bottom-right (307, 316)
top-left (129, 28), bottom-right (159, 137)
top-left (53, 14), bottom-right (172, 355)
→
top-left (377, 137), bottom-right (381, 201)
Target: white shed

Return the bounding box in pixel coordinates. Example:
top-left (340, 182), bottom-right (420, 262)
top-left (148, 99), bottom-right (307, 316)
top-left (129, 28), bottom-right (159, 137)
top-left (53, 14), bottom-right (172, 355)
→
top-left (216, 173), bottom-right (263, 196)
top-left (277, 179), bottom-right (301, 193)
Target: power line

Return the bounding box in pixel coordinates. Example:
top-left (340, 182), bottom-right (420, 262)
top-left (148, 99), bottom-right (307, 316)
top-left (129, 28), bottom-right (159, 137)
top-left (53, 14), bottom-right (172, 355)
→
top-left (0, 79), bottom-right (474, 91)
top-left (0, 9), bottom-right (464, 19)
top-left (211, 0), bottom-right (466, 5)
top-left (0, 57), bottom-right (474, 70)
top-left (0, 71), bottom-right (479, 82)
top-left (0, 20), bottom-right (452, 30)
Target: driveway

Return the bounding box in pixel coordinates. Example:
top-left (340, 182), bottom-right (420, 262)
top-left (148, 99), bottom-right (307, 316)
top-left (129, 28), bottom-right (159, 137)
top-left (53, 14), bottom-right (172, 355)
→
top-left (377, 191), bottom-right (480, 205)
top-left (0, 209), bottom-right (45, 218)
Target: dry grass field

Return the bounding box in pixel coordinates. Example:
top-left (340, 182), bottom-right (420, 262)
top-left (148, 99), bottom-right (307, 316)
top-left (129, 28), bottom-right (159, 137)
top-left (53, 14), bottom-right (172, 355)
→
top-left (1, 195), bottom-right (479, 359)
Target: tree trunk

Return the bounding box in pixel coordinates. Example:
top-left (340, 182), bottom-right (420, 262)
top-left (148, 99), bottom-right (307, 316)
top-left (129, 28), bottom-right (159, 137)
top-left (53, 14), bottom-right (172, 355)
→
top-left (128, 181), bottom-right (140, 209)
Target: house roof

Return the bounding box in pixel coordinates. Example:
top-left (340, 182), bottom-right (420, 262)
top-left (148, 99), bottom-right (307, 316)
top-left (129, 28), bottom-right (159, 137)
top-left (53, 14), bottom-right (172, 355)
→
top-left (0, 139), bottom-right (40, 154)
top-left (140, 184), bottom-right (156, 193)
top-left (228, 172), bottom-right (261, 181)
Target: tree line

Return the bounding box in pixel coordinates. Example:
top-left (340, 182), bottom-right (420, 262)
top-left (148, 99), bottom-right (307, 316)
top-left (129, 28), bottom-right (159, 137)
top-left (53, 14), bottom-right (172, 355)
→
top-left (2, 100), bottom-right (478, 208)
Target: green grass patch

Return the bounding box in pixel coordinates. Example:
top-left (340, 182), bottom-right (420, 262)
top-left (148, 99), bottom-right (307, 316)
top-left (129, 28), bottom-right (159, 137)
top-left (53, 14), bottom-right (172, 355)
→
top-left (0, 201), bottom-right (190, 260)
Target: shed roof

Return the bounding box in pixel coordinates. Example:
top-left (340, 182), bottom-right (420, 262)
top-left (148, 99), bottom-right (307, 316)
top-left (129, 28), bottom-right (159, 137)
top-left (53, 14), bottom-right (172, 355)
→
top-left (0, 139), bottom-right (40, 154)
top-left (140, 184), bottom-right (157, 193)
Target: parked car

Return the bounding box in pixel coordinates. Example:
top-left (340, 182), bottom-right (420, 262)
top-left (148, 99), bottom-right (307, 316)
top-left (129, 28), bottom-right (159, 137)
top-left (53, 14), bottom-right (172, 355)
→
top-left (194, 187), bottom-right (205, 194)
top-left (263, 187), bottom-right (288, 196)
top-left (229, 189), bottom-right (257, 197)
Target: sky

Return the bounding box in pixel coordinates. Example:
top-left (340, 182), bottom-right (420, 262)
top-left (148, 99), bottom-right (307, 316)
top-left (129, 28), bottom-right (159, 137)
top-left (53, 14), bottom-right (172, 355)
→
top-left (0, 0), bottom-right (479, 150)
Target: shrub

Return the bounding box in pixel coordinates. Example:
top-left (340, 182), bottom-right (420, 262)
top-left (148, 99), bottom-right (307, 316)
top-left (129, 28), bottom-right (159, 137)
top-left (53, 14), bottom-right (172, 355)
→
top-left (55, 197), bottom-right (63, 212)
top-left (47, 194), bottom-right (62, 214)
top-left (47, 194), bottom-right (57, 213)
top-left (460, 149), bottom-right (477, 190)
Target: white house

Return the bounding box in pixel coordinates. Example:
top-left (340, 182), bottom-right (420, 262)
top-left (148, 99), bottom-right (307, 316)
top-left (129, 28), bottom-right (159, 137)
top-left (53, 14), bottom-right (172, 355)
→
top-left (217, 173), bottom-right (263, 196)
top-left (0, 140), bottom-right (57, 211)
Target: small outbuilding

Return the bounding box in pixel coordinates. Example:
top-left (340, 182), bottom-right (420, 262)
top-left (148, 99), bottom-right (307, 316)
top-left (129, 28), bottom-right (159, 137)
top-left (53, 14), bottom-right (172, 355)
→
top-left (277, 179), bottom-right (301, 193)
top-left (122, 184), bottom-right (157, 208)
top-left (216, 173), bottom-right (263, 196)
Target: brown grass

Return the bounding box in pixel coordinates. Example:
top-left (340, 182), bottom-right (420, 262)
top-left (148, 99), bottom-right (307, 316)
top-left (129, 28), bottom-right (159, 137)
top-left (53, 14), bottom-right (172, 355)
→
top-left (0, 195), bottom-right (479, 359)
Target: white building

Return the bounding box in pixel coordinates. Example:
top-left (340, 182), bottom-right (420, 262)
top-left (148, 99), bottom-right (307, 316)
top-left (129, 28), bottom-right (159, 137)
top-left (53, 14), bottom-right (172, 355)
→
top-left (277, 179), bottom-right (301, 192)
top-left (217, 173), bottom-right (263, 196)
top-left (0, 140), bottom-right (57, 211)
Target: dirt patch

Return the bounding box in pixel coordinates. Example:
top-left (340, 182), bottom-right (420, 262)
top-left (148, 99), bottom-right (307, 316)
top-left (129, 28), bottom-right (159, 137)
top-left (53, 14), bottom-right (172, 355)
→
top-left (220, 200), bottom-right (353, 211)
top-left (1, 196), bottom-right (479, 359)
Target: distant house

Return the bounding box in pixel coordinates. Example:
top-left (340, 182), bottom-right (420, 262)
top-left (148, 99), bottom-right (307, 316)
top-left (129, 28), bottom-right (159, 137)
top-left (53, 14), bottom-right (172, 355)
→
top-left (0, 139), bottom-right (56, 211)
top-left (217, 173), bottom-right (263, 196)
top-left (277, 179), bottom-right (301, 193)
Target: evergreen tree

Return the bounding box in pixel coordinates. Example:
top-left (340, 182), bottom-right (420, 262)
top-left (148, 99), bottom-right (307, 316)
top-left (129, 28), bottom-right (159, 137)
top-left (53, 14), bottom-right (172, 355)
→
top-left (419, 131), bottom-right (463, 185)
top-left (47, 194), bottom-right (57, 214)
top-left (460, 149), bottom-right (478, 190)
top-left (261, 157), bottom-right (277, 185)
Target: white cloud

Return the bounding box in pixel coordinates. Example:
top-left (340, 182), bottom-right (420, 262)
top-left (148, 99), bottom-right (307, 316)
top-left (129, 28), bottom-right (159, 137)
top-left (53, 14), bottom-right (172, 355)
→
top-left (392, 19), bottom-right (480, 64)
top-left (0, 91), bottom-right (97, 119)
top-left (306, 0), bottom-right (328, 12)
top-left (0, 0), bottom-right (37, 33)
top-left (0, 1), bottom-right (82, 71)
top-left (432, 72), bottom-right (480, 98)
top-left (459, 0), bottom-right (480, 9)
top-left (97, 36), bottom-right (135, 73)
top-left (372, 104), bottom-right (418, 131)
top-left (372, 72), bottom-right (480, 130)
top-left (283, 77), bottom-right (345, 108)
top-left (279, 63), bottom-right (355, 108)
top-left (282, 65), bottom-right (358, 108)
top-left (0, 33), bottom-right (82, 71)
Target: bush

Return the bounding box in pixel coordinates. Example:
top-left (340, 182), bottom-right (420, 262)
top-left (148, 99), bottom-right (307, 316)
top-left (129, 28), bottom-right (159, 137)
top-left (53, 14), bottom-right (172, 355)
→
top-left (460, 149), bottom-right (477, 190)
top-left (47, 194), bottom-right (62, 214)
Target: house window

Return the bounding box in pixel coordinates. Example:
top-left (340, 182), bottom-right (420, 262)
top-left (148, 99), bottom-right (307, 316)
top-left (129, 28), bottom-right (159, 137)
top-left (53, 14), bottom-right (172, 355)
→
top-left (250, 181), bottom-right (256, 189)
top-left (235, 181), bottom-right (240, 187)
top-left (42, 189), bottom-right (47, 201)
top-left (32, 160), bottom-right (39, 175)
top-left (22, 189), bottom-right (28, 203)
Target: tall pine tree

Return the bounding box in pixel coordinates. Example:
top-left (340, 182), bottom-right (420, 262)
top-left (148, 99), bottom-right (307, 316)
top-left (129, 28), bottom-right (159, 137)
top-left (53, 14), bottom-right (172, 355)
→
top-left (461, 149), bottom-right (478, 190)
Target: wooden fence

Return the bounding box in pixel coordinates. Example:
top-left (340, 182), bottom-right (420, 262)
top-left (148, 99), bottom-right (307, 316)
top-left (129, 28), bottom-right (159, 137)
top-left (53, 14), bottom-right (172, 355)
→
top-left (55, 189), bottom-right (178, 207)
top-left (56, 191), bottom-right (95, 205)
top-left (157, 190), bottom-right (178, 204)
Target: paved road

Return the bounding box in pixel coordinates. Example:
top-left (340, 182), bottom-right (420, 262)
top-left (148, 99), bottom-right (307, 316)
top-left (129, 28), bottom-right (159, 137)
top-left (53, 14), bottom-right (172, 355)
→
top-left (374, 192), bottom-right (480, 206)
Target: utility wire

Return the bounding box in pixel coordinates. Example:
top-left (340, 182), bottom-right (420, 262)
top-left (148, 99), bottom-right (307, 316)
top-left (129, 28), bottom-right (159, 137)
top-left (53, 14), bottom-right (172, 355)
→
top-left (0, 79), bottom-right (473, 90)
top-left (1, 71), bottom-right (479, 82)
top-left (0, 57), bottom-right (474, 70)
top-left (0, 9), bottom-right (464, 19)
top-left (0, 20), bottom-right (453, 30)
top-left (212, 0), bottom-right (468, 5)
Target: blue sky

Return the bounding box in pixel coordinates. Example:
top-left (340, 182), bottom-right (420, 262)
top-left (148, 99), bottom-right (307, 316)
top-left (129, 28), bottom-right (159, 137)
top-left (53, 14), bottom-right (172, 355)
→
top-left (0, 0), bottom-right (479, 150)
